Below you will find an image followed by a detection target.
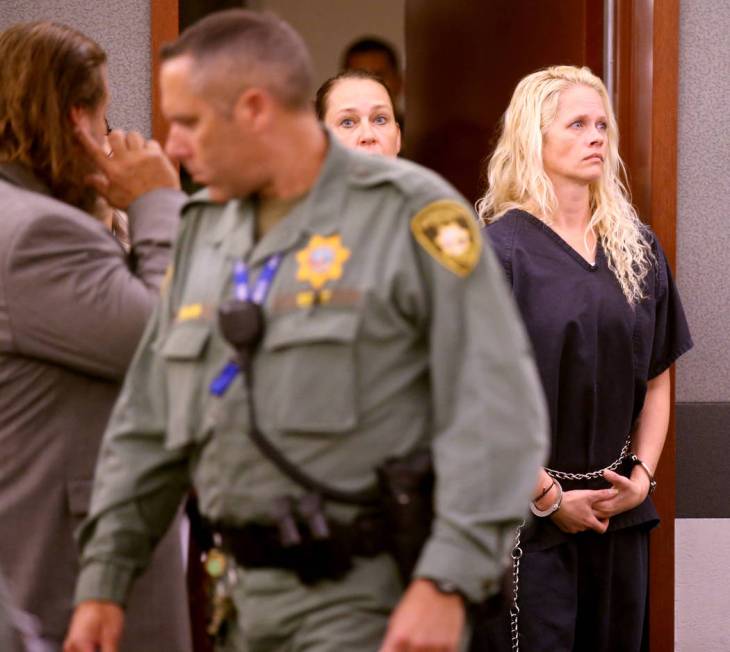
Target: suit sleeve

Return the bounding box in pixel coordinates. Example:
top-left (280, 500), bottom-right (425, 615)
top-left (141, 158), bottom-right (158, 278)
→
top-left (403, 199), bottom-right (549, 602)
top-left (73, 295), bottom-right (191, 606)
top-left (6, 189), bottom-right (185, 380)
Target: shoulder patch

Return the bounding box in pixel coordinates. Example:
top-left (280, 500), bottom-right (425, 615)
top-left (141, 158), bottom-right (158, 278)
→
top-left (410, 200), bottom-right (481, 277)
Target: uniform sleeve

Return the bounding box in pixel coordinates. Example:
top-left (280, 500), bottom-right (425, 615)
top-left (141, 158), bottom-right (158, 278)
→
top-left (403, 199), bottom-right (549, 602)
top-left (74, 283), bottom-right (191, 607)
top-left (6, 189), bottom-right (184, 380)
top-left (648, 237), bottom-right (693, 379)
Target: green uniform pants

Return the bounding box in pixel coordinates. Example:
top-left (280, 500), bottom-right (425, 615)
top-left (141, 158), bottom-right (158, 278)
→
top-left (219, 554), bottom-right (401, 652)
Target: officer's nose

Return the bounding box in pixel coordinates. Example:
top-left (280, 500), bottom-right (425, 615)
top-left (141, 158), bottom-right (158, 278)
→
top-left (164, 124), bottom-right (190, 163)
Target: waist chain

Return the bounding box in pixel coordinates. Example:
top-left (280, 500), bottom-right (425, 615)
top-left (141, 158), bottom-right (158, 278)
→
top-left (544, 435), bottom-right (632, 482)
top-left (509, 434), bottom-right (634, 650)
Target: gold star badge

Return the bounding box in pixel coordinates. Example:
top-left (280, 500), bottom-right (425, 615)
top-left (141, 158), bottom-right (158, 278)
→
top-left (410, 200), bottom-right (481, 277)
top-left (296, 234), bottom-right (351, 291)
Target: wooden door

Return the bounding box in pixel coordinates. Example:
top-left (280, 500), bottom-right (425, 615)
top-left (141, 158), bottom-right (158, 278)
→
top-left (404, 2), bottom-right (678, 649)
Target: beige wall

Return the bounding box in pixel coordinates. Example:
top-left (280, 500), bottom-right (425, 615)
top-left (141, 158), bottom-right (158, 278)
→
top-left (0, 0), bottom-right (151, 136)
top-left (249, 0), bottom-right (405, 90)
top-left (675, 0), bottom-right (730, 649)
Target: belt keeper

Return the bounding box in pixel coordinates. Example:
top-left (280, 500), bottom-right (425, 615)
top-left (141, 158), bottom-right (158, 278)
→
top-left (629, 454), bottom-right (657, 495)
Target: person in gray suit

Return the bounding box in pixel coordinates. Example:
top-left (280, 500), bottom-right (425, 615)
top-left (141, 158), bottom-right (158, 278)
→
top-left (0, 22), bottom-right (192, 652)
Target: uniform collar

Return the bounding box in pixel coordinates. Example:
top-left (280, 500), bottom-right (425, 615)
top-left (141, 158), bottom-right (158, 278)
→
top-left (246, 131), bottom-right (351, 267)
top-left (0, 161), bottom-right (52, 196)
top-left (196, 130), bottom-right (353, 266)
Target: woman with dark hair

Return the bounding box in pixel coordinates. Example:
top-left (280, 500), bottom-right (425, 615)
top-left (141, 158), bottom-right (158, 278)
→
top-left (0, 21), bottom-right (190, 652)
top-left (316, 70), bottom-right (401, 157)
top-left (472, 65), bottom-right (692, 652)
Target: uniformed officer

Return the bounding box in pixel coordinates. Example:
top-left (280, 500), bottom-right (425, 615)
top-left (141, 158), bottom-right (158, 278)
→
top-left (64, 10), bottom-right (548, 652)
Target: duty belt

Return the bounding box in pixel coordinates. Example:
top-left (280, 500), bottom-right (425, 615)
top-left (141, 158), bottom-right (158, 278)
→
top-left (213, 511), bottom-right (389, 585)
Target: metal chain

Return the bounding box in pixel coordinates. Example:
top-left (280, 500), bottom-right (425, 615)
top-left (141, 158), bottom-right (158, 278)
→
top-left (509, 521), bottom-right (525, 652)
top-left (544, 436), bottom-right (632, 481)
top-left (508, 438), bottom-right (631, 649)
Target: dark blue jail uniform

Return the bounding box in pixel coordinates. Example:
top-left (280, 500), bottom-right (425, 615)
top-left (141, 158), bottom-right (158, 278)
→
top-left (471, 209), bottom-right (692, 652)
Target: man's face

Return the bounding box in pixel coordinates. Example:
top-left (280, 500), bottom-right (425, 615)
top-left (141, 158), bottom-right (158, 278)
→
top-left (161, 56), bottom-right (260, 202)
top-left (345, 51), bottom-right (402, 99)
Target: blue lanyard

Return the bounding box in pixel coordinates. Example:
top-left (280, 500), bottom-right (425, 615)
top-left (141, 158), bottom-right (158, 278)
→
top-left (233, 254), bottom-right (283, 304)
top-left (210, 254), bottom-right (283, 397)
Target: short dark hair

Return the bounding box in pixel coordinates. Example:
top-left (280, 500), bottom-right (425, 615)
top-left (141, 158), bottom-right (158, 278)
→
top-left (315, 70), bottom-right (395, 121)
top-left (0, 22), bottom-right (107, 213)
top-left (160, 9), bottom-right (314, 109)
top-left (342, 37), bottom-right (399, 73)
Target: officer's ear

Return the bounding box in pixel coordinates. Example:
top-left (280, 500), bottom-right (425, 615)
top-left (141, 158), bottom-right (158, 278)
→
top-left (233, 87), bottom-right (273, 132)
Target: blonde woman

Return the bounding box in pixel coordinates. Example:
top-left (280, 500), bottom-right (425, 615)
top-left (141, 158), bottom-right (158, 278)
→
top-left (473, 66), bottom-right (692, 651)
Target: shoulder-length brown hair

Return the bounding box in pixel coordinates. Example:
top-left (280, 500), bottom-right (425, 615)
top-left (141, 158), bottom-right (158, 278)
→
top-left (0, 22), bottom-right (107, 213)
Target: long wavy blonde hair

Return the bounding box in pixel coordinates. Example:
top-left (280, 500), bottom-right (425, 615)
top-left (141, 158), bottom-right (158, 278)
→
top-left (476, 65), bottom-right (652, 304)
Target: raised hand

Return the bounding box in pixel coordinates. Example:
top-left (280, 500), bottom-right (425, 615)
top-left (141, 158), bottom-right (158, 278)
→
top-left (76, 125), bottom-right (180, 210)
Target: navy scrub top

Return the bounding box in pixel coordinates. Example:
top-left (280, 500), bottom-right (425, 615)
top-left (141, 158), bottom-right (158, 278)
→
top-left (486, 209), bottom-right (693, 550)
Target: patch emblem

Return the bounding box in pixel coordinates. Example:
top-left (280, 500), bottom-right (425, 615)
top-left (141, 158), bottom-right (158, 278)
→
top-left (296, 234), bottom-right (351, 290)
top-left (410, 200), bottom-right (481, 277)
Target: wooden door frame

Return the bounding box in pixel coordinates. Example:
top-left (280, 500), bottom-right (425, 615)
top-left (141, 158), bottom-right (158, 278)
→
top-left (615, 1), bottom-right (679, 649)
top-left (150, 0), bottom-right (178, 143)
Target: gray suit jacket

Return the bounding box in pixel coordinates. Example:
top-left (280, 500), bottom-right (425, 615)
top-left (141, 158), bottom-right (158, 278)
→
top-left (0, 162), bottom-right (191, 650)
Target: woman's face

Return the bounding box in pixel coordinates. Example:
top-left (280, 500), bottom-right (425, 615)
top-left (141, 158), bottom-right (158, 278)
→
top-left (324, 78), bottom-right (401, 157)
top-left (542, 84), bottom-right (608, 187)
top-left (71, 65), bottom-right (110, 148)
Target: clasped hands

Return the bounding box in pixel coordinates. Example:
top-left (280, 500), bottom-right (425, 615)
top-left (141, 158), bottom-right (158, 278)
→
top-left (550, 469), bottom-right (652, 534)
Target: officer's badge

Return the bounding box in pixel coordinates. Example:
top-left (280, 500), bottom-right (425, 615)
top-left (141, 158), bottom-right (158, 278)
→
top-left (296, 234), bottom-right (351, 290)
top-left (411, 200), bottom-right (481, 277)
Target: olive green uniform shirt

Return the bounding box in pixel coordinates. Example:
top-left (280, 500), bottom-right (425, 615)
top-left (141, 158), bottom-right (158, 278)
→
top-left (75, 137), bottom-right (548, 606)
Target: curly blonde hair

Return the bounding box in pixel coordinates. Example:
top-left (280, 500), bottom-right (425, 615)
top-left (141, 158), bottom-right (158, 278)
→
top-left (476, 65), bottom-right (652, 304)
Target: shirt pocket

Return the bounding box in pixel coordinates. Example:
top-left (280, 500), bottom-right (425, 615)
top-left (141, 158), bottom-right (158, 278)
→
top-left (256, 310), bottom-right (359, 434)
top-left (160, 321), bottom-right (211, 449)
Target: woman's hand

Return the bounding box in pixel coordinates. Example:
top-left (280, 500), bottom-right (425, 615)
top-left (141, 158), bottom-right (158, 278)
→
top-left (592, 469), bottom-right (651, 519)
top-left (550, 488), bottom-right (617, 534)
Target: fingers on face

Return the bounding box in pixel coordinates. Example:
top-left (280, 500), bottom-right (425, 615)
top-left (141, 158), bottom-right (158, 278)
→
top-left (125, 130), bottom-right (146, 150)
top-left (146, 139), bottom-right (163, 153)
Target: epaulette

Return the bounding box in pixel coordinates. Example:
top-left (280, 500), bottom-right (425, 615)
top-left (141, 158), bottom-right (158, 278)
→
top-left (346, 152), bottom-right (456, 204)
